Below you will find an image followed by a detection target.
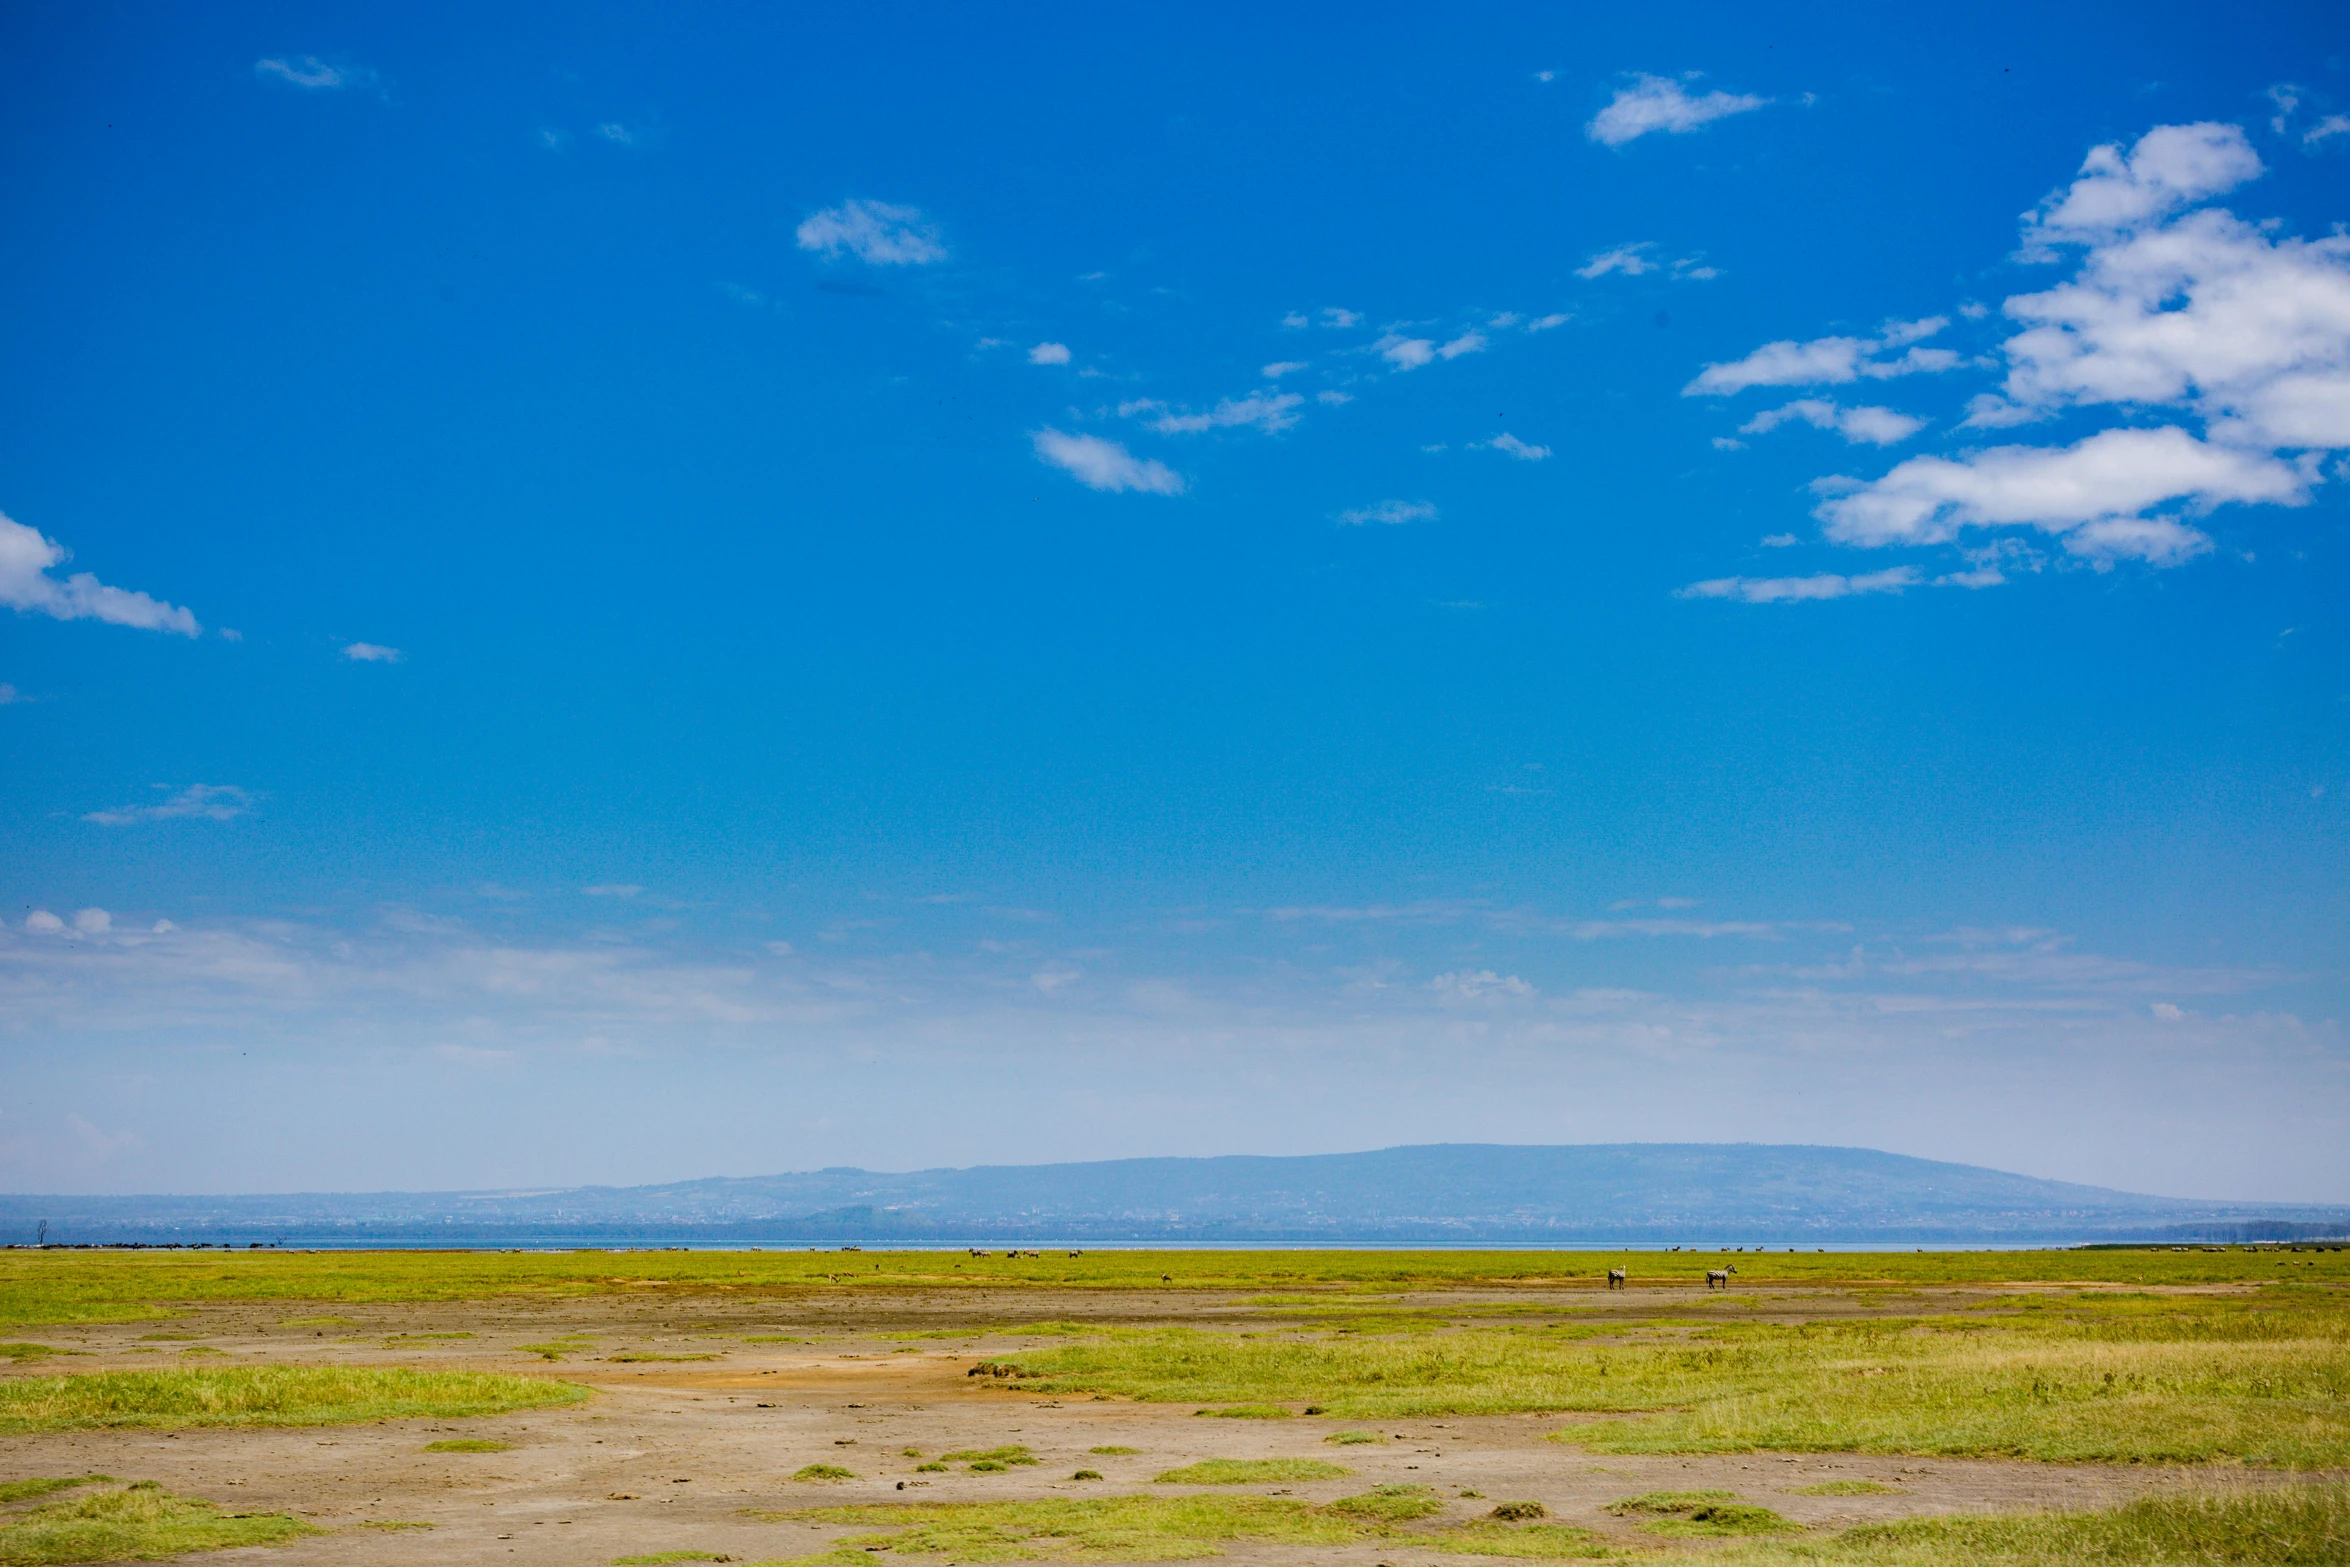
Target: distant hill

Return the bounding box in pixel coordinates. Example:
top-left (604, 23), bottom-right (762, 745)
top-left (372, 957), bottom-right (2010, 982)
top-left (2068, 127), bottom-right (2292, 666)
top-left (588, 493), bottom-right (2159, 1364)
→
top-left (8, 1144), bottom-right (2345, 1247)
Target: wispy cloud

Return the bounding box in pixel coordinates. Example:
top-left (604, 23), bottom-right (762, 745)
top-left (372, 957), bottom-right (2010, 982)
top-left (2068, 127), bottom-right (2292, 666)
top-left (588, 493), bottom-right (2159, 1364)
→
top-left (253, 55), bottom-right (376, 92)
top-left (1738, 399), bottom-right (1925, 446)
top-left (1374, 330), bottom-right (1487, 371)
top-left (342, 641), bottom-right (403, 663)
top-left (0, 511), bottom-right (199, 636)
top-left (1587, 74), bottom-right (1768, 147)
top-left (1480, 432), bottom-right (1552, 461)
top-left (1575, 243), bottom-right (1719, 282)
top-left (1028, 342), bottom-right (1072, 365)
top-left (1031, 429), bottom-right (1185, 495)
top-left (1127, 392), bottom-right (1304, 435)
top-left (83, 784), bottom-right (253, 826)
top-left (1677, 567), bottom-right (1922, 604)
top-left (1685, 319), bottom-right (1956, 396)
top-left (1338, 500), bottom-right (1438, 527)
top-left (795, 200), bottom-right (947, 266)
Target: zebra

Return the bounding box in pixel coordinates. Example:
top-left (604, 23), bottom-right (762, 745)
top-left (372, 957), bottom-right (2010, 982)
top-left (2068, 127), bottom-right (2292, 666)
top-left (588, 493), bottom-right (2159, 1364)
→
top-left (1706, 1265), bottom-right (1737, 1290)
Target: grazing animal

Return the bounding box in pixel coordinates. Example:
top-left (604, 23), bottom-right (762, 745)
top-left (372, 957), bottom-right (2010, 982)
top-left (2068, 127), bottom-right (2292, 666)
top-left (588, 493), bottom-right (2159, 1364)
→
top-left (1607, 1267), bottom-right (1627, 1290)
top-left (1706, 1266), bottom-right (1736, 1290)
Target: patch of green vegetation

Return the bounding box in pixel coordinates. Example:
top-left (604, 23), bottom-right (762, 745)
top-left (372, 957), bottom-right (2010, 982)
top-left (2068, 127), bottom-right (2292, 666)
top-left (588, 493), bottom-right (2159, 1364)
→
top-left (423, 1438), bottom-right (512, 1453)
top-left (276, 1317), bottom-right (355, 1329)
top-left (135, 1335), bottom-right (201, 1342)
top-left (1326, 1431), bottom-right (1382, 1445)
top-left (1193, 1405), bottom-right (1290, 1419)
top-left (0, 1480), bottom-right (110, 1507)
top-left (752, 1494), bottom-right (1372, 1560)
top-left (978, 1290), bottom-right (2350, 1465)
top-left (743, 1335), bottom-right (806, 1344)
top-left (1608, 1491), bottom-right (1796, 1537)
top-left (1072, 1470), bottom-right (1102, 1481)
top-left (914, 1463), bottom-right (948, 1473)
top-left (517, 1336), bottom-right (598, 1360)
top-left (0, 1366), bottom-right (584, 1433)
top-left (610, 1352), bottom-right (721, 1363)
top-left (942, 1447), bottom-right (1039, 1467)
top-left (0, 1346), bottom-right (69, 1363)
top-left (793, 1465), bottom-right (857, 1482)
top-left (1709, 1483), bottom-right (2349, 1565)
top-left (1153, 1459), bottom-right (1352, 1485)
top-left (1433, 1521), bottom-right (1618, 1558)
top-left (1487, 1501), bottom-right (1549, 1521)
top-left (0, 1480), bottom-right (316, 1563)
top-left (177, 1347), bottom-right (226, 1357)
top-left (1087, 1447), bottom-right (1140, 1456)
top-left (1329, 1485), bottom-right (1445, 1522)
top-left (1790, 1481), bottom-right (1903, 1497)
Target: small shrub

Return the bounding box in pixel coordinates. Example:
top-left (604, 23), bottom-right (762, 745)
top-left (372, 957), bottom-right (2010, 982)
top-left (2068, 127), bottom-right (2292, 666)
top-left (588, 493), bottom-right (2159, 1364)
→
top-left (1488, 1500), bottom-right (1548, 1521)
top-left (913, 1462), bottom-right (948, 1473)
top-left (969, 1460), bottom-right (1007, 1473)
top-left (1072, 1469), bottom-right (1103, 1480)
top-left (1087, 1446), bottom-right (1140, 1455)
top-left (793, 1464), bottom-right (856, 1481)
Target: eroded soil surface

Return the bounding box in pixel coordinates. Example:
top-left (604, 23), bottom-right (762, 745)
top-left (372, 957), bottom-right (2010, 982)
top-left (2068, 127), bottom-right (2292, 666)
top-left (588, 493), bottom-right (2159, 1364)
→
top-left (0, 1283), bottom-right (2319, 1563)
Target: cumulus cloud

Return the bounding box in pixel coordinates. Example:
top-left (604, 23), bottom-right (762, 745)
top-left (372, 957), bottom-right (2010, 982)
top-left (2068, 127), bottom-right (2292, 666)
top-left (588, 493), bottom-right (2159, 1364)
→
top-left (1374, 330), bottom-right (1486, 371)
top-left (1261, 361), bottom-right (1308, 378)
top-left (1338, 500), bottom-right (1438, 527)
top-left (2020, 122), bottom-right (2262, 252)
top-left (1481, 432), bottom-right (1552, 461)
top-left (83, 784), bottom-right (253, 826)
top-left (2308, 115), bottom-right (2350, 147)
top-left (253, 55), bottom-right (374, 91)
top-left (1685, 319), bottom-right (1957, 396)
top-left (1027, 342), bottom-right (1071, 365)
top-left (1738, 399), bottom-right (1925, 446)
top-left (342, 642), bottom-right (402, 662)
top-left (795, 200), bottom-right (947, 266)
top-left (1030, 429), bottom-right (1185, 495)
top-left (0, 512), bottom-right (200, 636)
top-left (1810, 427), bottom-right (2302, 564)
top-left (1587, 74), bottom-right (1768, 146)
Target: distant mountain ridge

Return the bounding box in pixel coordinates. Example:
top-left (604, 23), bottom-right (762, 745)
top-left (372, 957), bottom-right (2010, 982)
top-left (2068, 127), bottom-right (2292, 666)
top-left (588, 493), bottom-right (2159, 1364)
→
top-left (9, 1144), bottom-right (2346, 1246)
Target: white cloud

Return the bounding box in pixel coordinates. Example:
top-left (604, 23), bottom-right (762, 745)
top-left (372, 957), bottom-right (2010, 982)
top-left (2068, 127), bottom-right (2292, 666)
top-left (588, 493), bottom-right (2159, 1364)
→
top-left (2308, 115), bottom-right (2350, 147)
top-left (1995, 208), bottom-right (2350, 449)
top-left (1281, 312), bottom-right (1310, 329)
top-left (1030, 429), bottom-right (1185, 495)
top-left (1261, 361), bottom-right (1308, 378)
top-left (74, 909), bottom-right (111, 936)
top-left (1338, 500), bottom-right (1438, 527)
top-left (1760, 533), bottom-right (1798, 547)
top-left (1810, 426), bottom-right (2304, 561)
top-left (1678, 567), bottom-right (1921, 604)
top-left (0, 684), bottom-right (23, 705)
top-left (253, 55), bottom-right (373, 91)
top-left (343, 641), bottom-right (403, 662)
top-left (1526, 313), bottom-right (1570, 331)
top-left (22, 910), bottom-right (64, 934)
top-left (1738, 399), bottom-right (1925, 446)
top-left (1376, 335), bottom-right (1435, 370)
top-left (1430, 969), bottom-right (1535, 1002)
top-left (1481, 432), bottom-right (1552, 461)
top-left (597, 122), bottom-right (639, 146)
top-left (83, 784), bottom-right (253, 826)
top-left (795, 200), bottom-right (947, 266)
top-left (1587, 73), bottom-right (1768, 147)
top-left (1139, 392), bottom-right (1305, 436)
top-left (1317, 391), bottom-right (1353, 405)
top-left (1437, 330), bottom-right (1487, 360)
top-left (0, 512), bottom-right (199, 636)
top-left (583, 884), bottom-right (644, 898)
top-left (1027, 342), bottom-right (1072, 365)
top-left (1322, 308), bottom-right (1362, 328)
top-left (1685, 319), bottom-right (1956, 395)
top-left (2021, 123), bottom-right (2262, 250)
top-left (1577, 243), bottom-right (1657, 278)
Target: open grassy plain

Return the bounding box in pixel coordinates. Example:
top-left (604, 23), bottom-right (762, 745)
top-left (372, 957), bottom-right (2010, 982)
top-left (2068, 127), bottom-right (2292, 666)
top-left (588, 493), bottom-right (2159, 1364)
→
top-left (0, 1247), bottom-right (2340, 1563)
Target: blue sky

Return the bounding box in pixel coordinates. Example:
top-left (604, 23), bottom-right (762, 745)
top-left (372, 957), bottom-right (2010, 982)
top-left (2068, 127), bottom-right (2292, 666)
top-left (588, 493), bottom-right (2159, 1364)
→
top-left (4, 2), bottom-right (2347, 1201)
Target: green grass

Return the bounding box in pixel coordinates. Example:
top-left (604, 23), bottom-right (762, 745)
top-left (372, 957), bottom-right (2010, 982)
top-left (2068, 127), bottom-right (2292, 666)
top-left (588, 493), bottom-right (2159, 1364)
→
top-left (3, 1247), bottom-right (2344, 1328)
top-left (0, 1366), bottom-right (584, 1432)
top-left (1327, 1485), bottom-right (1445, 1521)
top-left (0, 1481), bottom-right (316, 1564)
top-left (609, 1352), bottom-right (720, 1362)
top-left (1325, 1430), bottom-right (1381, 1445)
top-left (1086, 1446), bottom-right (1141, 1456)
top-left (942, 1447), bottom-right (1039, 1467)
top-left (755, 1493), bottom-right (1616, 1561)
top-left (1607, 1491), bottom-right (1797, 1537)
top-left (0, 1346), bottom-right (69, 1363)
top-left (1791, 1481), bottom-right (1903, 1496)
top-left (794, 1465), bottom-right (857, 1481)
top-left (974, 1289), bottom-right (2350, 1465)
top-left (0, 1481), bottom-right (110, 1507)
top-left (1152, 1459), bottom-right (1351, 1485)
top-left (517, 1337), bottom-right (598, 1360)
top-left (423, 1438), bottom-right (512, 1452)
top-left (276, 1316), bottom-right (355, 1328)
top-left (914, 1462), bottom-right (949, 1473)
top-left (744, 1334), bottom-right (807, 1343)
top-left (1710, 1483), bottom-right (2348, 1565)
top-left (1192, 1405), bottom-right (1289, 1419)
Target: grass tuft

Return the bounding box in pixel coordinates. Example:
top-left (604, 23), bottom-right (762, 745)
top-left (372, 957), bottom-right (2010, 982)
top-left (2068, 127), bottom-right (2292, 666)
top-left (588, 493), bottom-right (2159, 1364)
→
top-left (1153, 1459), bottom-right (1351, 1485)
top-left (0, 1480), bottom-right (112, 1507)
top-left (942, 1447), bottom-right (1039, 1467)
top-left (1608, 1491), bottom-right (1796, 1537)
top-left (0, 1366), bottom-right (583, 1433)
top-left (1193, 1405), bottom-right (1291, 1419)
top-left (1087, 1446), bottom-right (1140, 1456)
top-left (793, 1465), bottom-right (857, 1482)
top-left (1326, 1431), bottom-right (1383, 1445)
top-left (1330, 1485), bottom-right (1445, 1522)
top-left (1488, 1501), bottom-right (1549, 1521)
top-left (1790, 1481), bottom-right (1904, 1497)
top-left (423, 1439), bottom-right (512, 1453)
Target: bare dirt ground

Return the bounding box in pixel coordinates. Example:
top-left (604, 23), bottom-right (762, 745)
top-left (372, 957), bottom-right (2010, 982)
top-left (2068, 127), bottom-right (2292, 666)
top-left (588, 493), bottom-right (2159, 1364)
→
top-left (0, 1285), bottom-right (2311, 1564)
